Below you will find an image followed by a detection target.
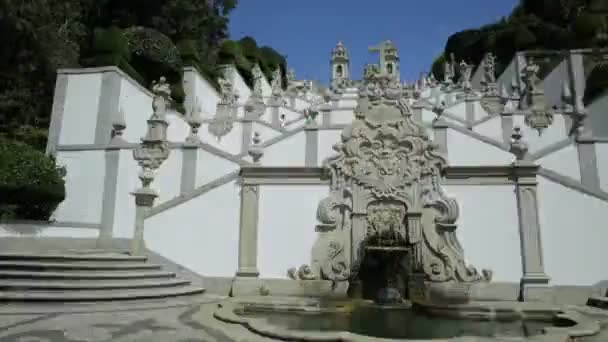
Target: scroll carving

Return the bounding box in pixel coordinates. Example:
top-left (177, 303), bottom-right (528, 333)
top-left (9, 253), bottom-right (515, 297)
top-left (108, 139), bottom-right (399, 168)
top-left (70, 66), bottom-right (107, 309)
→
top-left (288, 62), bottom-right (491, 292)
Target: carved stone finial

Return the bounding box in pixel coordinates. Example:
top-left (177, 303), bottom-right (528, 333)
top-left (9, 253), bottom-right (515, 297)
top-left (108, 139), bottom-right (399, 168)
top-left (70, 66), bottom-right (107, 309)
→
top-left (521, 58), bottom-right (553, 135)
top-left (248, 132), bottom-right (264, 164)
top-left (459, 60), bottom-right (473, 91)
top-left (186, 100), bottom-right (203, 144)
top-left (432, 94), bottom-right (445, 117)
top-left (151, 76), bottom-right (171, 120)
top-left (482, 53), bottom-right (497, 85)
top-left (509, 126), bottom-right (528, 161)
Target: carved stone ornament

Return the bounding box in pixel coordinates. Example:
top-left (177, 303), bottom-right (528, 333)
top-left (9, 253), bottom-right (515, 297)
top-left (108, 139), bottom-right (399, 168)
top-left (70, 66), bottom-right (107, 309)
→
top-left (459, 60), bottom-right (473, 91)
top-left (521, 58), bottom-right (553, 135)
top-left (289, 66), bottom-right (490, 288)
top-left (251, 64), bottom-right (264, 97)
top-left (209, 76), bottom-right (239, 141)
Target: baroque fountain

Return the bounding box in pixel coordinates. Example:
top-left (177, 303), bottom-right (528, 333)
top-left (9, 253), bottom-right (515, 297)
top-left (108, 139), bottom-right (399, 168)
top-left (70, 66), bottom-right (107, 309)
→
top-left (214, 65), bottom-right (601, 341)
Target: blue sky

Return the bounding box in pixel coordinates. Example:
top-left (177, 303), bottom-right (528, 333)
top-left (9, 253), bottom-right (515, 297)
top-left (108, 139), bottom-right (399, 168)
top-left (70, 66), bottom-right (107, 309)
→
top-left (229, 0), bottom-right (518, 84)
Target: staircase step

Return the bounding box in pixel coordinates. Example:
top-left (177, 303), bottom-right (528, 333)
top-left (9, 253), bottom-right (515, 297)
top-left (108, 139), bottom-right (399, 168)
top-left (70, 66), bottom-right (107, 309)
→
top-left (0, 261), bottom-right (161, 271)
top-left (0, 252), bottom-right (146, 262)
top-left (0, 279), bottom-right (191, 291)
top-left (0, 270), bottom-right (175, 280)
top-left (0, 285), bottom-right (205, 302)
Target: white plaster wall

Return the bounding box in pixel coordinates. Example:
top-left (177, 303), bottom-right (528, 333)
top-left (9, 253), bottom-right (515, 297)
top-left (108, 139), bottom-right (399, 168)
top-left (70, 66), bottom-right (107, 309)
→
top-left (145, 183), bottom-right (240, 277)
top-left (596, 143), bottom-right (608, 192)
top-left (421, 108), bottom-right (437, 126)
top-left (444, 185), bottom-right (521, 282)
top-left (167, 112), bottom-right (190, 142)
top-left (120, 78), bottom-right (151, 143)
top-left (200, 123), bottom-right (243, 156)
top-left (258, 185), bottom-right (327, 278)
top-left (513, 115), bottom-right (568, 153)
top-left (330, 109), bottom-right (354, 125)
top-left (538, 145), bottom-right (581, 181)
top-left (0, 225), bottom-right (99, 238)
top-left (53, 151), bottom-right (105, 224)
top-left (446, 130), bottom-right (513, 166)
top-left (252, 122), bottom-right (282, 142)
top-left (263, 131), bottom-right (306, 166)
top-left (542, 59), bottom-right (568, 109)
top-left (475, 116), bottom-right (503, 142)
top-left (538, 177), bottom-right (608, 285)
top-left (260, 76), bottom-right (272, 98)
top-left (196, 150), bottom-right (238, 187)
top-left (279, 107), bottom-right (302, 122)
top-left (318, 129), bottom-right (342, 163)
top-left (154, 149), bottom-right (183, 203)
top-left (230, 67), bottom-right (252, 108)
top-left (473, 101), bottom-right (490, 120)
top-left (112, 150), bottom-right (139, 239)
top-left (59, 74), bottom-right (103, 145)
top-left (446, 101), bottom-right (467, 121)
top-left (187, 69), bottom-right (220, 119)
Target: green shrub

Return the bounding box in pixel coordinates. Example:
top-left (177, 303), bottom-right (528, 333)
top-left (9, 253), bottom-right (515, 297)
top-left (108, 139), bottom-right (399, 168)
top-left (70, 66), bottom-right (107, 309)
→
top-left (176, 39), bottom-right (201, 67)
top-left (584, 62), bottom-right (608, 105)
top-left (0, 139), bottom-right (66, 220)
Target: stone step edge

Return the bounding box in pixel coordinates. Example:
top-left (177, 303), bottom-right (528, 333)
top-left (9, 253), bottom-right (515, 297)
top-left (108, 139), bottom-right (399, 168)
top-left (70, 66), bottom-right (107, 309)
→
top-left (0, 270), bottom-right (176, 280)
top-left (0, 279), bottom-right (191, 290)
top-left (0, 286), bottom-right (206, 302)
top-left (0, 261), bottom-right (162, 270)
top-left (0, 253), bottom-right (146, 262)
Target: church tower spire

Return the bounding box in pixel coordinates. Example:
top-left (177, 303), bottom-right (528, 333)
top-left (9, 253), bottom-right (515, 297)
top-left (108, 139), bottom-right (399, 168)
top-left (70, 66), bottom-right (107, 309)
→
top-left (330, 41), bottom-right (350, 82)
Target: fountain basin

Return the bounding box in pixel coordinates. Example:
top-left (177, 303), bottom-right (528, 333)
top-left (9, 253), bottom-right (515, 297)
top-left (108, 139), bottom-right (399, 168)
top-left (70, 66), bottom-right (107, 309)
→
top-left (214, 298), bottom-right (600, 341)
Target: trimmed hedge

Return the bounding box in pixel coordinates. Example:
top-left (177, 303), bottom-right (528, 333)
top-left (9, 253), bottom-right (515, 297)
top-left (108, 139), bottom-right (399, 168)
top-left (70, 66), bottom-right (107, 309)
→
top-left (0, 139), bottom-right (66, 220)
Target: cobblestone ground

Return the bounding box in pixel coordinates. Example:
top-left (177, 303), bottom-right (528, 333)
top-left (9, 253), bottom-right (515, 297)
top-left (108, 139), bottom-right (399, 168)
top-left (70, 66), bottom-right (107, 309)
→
top-left (0, 295), bottom-right (267, 342)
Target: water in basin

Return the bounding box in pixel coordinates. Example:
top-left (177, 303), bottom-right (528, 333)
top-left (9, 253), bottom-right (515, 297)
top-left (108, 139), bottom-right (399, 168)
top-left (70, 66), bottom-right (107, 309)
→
top-left (240, 304), bottom-right (555, 340)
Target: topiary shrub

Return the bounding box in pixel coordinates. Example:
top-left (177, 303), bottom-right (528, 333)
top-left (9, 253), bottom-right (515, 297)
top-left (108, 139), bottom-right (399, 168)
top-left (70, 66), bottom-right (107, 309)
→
top-left (86, 26), bottom-right (145, 84)
top-left (584, 62), bottom-right (608, 105)
top-left (0, 139), bottom-right (66, 221)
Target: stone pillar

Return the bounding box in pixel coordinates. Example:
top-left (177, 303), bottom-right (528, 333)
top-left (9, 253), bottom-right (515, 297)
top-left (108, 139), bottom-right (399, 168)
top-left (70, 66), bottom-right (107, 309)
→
top-left (465, 95), bottom-right (476, 128)
top-left (576, 136), bottom-right (600, 189)
top-left (99, 108), bottom-right (127, 247)
top-left (432, 119), bottom-right (449, 155)
top-left (320, 103), bottom-right (332, 127)
top-left (411, 102), bottom-right (424, 123)
top-left (513, 164), bottom-right (551, 301)
top-left (240, 118), bottom-right (254, 155)
top-left (131, 77), bottom-right (171, 256)
top-left (131, 190), bottom-right (157, 255)
top-left (236, 183), bottom-right (260, 277)
top-left (304, 120), bottom-right (319, 166)
top-left (268, 103), bottom-right (280, 127)
top-left (500, 112), bottom-right (514, 144)
top-left (180, 145), bottom-right (198, 195)
top-left (236, 135), bottom-right (264, 278)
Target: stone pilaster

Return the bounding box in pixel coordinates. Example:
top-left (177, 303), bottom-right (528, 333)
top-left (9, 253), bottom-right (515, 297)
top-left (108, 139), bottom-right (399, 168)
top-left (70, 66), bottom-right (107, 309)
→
top-left (95, 71), bottom-right (123, 145)
top-left (98, 145), bottom-right (121, 247)
top-left (411, 102), bottom-right (424, 123)
top-left (180, 145), bottom-right (199, 195)
top-left (304, 121), bottom-right (319, 166)
top-left (268, 103), bottom-right (280, 127)
top-left (46, 74), bottom-right (69, 156)
top-left (465, 95), bottom-right (476, 128)
top-left (500, 112), bottom-right (514, 144)
top-left (320, 104), bottom-right (332, 127)
top-left (236, 183), bottom-right (260, 277)
top-left (432, 119), bottom-right (449, 155)
top-left (576, 136), bottom-right (600, 189)
top-left (513, 164), bottom-right (551, 301)
top-left (240, 118), bottom-right (254, 155)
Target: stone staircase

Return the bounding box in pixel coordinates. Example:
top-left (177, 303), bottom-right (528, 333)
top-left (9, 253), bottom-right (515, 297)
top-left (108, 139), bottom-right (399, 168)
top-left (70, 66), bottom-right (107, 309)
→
top-left (0, 250), bottom-right (205, 302)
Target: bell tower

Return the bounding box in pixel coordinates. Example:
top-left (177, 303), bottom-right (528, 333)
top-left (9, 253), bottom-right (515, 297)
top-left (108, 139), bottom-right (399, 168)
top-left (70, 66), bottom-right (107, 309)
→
top-left (330, 41), bottom-right (350, 82)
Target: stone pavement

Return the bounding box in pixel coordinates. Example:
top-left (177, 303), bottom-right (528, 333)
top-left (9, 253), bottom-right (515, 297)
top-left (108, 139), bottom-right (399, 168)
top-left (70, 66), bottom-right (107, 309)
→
top-left (0, 294), bottom-right (271, 342)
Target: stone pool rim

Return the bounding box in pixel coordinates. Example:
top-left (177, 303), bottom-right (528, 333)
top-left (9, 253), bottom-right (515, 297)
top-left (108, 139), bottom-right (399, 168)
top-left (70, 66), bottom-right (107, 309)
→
top-left (213, 299), bottom-right (600, 341)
